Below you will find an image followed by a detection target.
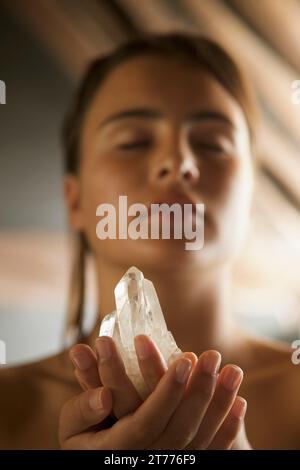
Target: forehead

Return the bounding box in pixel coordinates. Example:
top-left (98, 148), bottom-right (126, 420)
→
top-left (83, 55), bottom-right (248, 133)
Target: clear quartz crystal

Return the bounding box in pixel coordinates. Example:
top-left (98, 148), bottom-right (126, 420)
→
top-left (99, 266), bottom-right (182, 398)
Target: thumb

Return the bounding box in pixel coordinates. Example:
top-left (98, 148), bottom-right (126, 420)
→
top-left (59, 386), bottom-right (112, 443)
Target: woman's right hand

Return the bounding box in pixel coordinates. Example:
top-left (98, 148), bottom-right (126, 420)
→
top-left (59, 337), bottom-right (249, 449)
top-left (68, 335), bottom-right (196, 419)
top-left (59, 355), bottom-right (194, 449)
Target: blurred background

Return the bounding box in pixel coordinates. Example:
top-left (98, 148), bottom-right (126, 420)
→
top-left (1, 0), bottom-right (300, 365)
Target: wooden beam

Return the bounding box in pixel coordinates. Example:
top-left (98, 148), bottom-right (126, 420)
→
top-left (184, 0), bottom-right (300, 148)
top-left (115, 0), bottom-right (195, 33)
top-left (258, 121), bottom-right (300, 207)
top-left (228, 0), bottom-right (300, 72)
top-left (2, 0), bottom-right (116, 78)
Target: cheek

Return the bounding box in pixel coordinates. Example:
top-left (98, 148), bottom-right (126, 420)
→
top-left (202, 159), bottom-right (240, 204)
top-left (82, 156), bottom-right (124, 201)
top-left (203, 158), bottom-right (253, 233)
top-left (79, 153), bottom-right (148, 231)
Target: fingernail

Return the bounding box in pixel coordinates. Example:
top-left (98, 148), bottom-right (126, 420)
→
top-left (231, 397), bottom-right (247, 419)
top-left (89, 389), bottom-right (104, 411)
top-left (221, 366), bottom-right (243, 391)
top-left (95, 337), bottom-right (112, 362)
top-left (135, 336), bottom-right (150, 360)
top-left (70, 350), bottom-right (92, 371)
top-left (176, 358), bottom-right (192, 384)
top-left (201, 351), bottom-right (221, 375)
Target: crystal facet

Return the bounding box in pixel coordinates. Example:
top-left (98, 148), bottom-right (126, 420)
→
top-left (99, 266), bottom-right (182, 398)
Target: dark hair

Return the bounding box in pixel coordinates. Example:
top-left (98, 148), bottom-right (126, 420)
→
top-left (62, 32), bottom-right (258, 342)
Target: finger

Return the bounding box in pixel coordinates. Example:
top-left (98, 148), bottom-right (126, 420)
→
top-left (184, 352), bottom-right (198, 371)
top-left (74, 369), bottom-right (89, 391)
top-left (135, 335), bottom-right (197, 395)
top-left (70, 344), bottom-right (101, 390)
top-left (187, 364), bottom-right (243, 449)
top-left (110, 356), bottom-right (193, 449)
top-left (208, 396), bottom-right (247, 450)
top-left (149, 350), bottom-right (221, 449)
top-left (134, 335), bottom-right (167, 393)
top-left (59, 386), bottom-right (112, 443)
top-left (134, 336), bottom-right (197, 395)
top-left (231, 419), bottom-right (252, 450)
top-left (95, 336), bottom-right (142, 418)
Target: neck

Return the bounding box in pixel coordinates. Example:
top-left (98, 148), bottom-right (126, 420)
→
top-left (86, 258), bottom-right (238, 364)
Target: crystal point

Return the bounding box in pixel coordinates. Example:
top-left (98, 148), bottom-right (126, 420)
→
top-left (99, 266), bottom-right (182, 398)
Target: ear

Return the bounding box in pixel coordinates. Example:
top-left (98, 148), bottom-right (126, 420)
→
top-left (64, 174), bottom-right (84, 230)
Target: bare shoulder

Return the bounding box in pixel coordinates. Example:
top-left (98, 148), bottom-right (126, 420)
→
top-left (0, 348), bottom-right (75, 393)
top-left (240, 334), bottom-right (300, 448)
top-left (241, 334), bottom-right (299, 385)
top-left (0, 349), bottom-right (78, 449)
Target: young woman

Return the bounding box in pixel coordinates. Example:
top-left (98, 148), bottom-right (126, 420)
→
top-left (1, 34), bottom-right (299, 450)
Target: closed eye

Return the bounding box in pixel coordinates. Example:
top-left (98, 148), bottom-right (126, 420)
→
top-left (193, 142), bottom-right (226, 155)
top-left (118, 140), bottom-right (152, 151)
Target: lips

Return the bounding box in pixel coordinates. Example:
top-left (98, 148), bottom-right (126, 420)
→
top-left (151, 190), bottom-right (197, 205)
top-left (148, 193), bottom-right (200, 217)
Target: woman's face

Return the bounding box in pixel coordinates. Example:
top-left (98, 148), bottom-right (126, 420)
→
top-left (65, 55), bottom-right (253, 270)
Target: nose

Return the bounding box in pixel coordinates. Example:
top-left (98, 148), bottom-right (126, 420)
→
top-left (149, 148), bottom-right (200, 188)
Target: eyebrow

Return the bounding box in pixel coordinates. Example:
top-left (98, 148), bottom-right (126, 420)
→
top-left (98, 108), bottom-right (235, 130)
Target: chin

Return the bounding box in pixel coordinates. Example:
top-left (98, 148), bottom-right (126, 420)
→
top-left (118, 238), bottom-right (211, 272)
top-left (94, 228), bottom-right (226, 272)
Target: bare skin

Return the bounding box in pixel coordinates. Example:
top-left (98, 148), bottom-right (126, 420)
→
top-left (0, 335), bottom-right (299, 449)
top-left (1, 55), bottom-right (299, 449)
